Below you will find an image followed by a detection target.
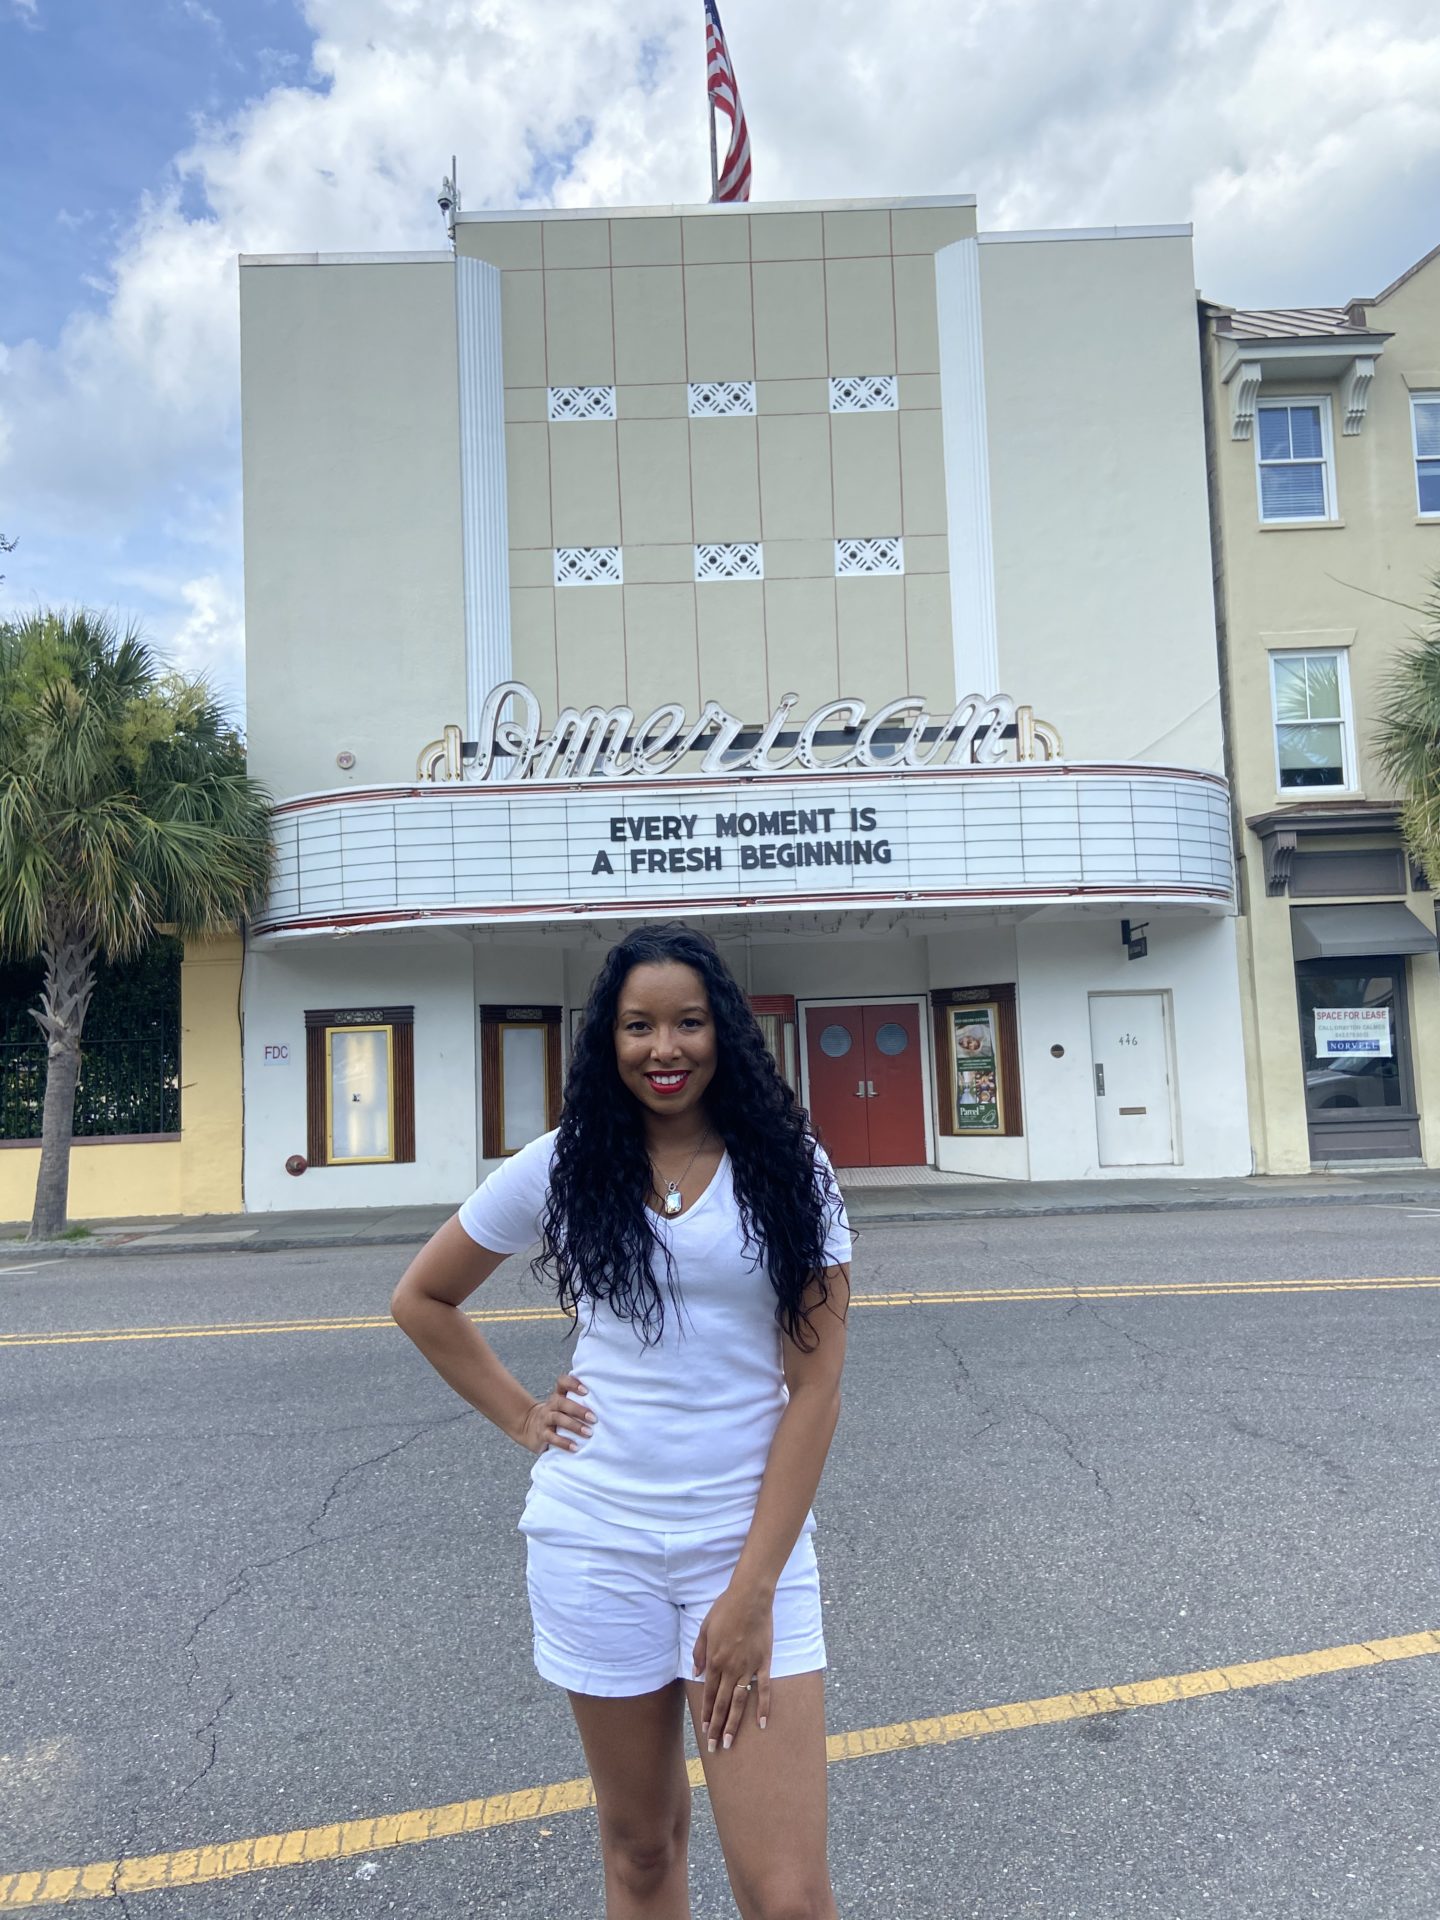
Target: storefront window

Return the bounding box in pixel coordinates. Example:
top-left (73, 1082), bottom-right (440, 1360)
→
top-left (499, 1023), bottom-right (548, 1153)
top-left (750, 997), bottom-right (798, 1091)
top-left (1296, 969), bottom-right (1404, 1117)
top-left (481, 1005), bottom-right (561, 1158)
top-left (305, 1006), bottom-right (416, 1167)
top-left (304, 1006), bottom-right (416, 1169)
top-left (327, 1026), bottom-right (395, 1163)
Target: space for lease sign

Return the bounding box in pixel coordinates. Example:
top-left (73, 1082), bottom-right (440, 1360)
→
top-left (1313, 1007), bottom-right (1392, 1056)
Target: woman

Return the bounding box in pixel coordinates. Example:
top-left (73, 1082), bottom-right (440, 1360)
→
top-left (392, 923), bottom-right (851, 1919)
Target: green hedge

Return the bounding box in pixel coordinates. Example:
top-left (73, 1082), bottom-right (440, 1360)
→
top-left (0, 938), bottom-right (181, 1140)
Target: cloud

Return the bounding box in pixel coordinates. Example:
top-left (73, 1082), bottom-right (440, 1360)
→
top-left (163, 571), bottom-right (245, 689)
top-left (2, 0), bottom-right (1439, 724)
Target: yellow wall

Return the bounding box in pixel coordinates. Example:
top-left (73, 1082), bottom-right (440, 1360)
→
top-left (1207, 248), bottom-right (1440, 1170)
top-left (0, 934), bottom-right (244, 1224)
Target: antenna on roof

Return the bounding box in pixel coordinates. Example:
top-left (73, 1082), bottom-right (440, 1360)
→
top-left (437, 156), bottom-right (460, 245)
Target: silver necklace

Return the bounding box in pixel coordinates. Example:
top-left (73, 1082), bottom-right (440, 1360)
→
top-left (652, 1130), bottom-right (714, 1217)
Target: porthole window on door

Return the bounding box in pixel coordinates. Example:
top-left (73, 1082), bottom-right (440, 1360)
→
top-left (819, 1024), bottom-right (853, 1058)
top-left (874, 1022), bottom-right (909, 1055)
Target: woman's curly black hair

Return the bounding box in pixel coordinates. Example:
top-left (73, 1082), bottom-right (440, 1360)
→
top-left (536, 923), bottom-right (843, 1349)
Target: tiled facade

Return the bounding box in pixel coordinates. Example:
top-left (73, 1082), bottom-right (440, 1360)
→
top-left (459, 203), bottom-right (970, 728)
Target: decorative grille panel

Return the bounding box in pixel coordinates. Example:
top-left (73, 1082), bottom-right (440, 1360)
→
top-left (547, 386), bottom-right (617, 422)
top-left (695, 542), bottom-right (763, 582)
top-left (554, 546), bottom-right (623, 586)
top-left (688, 381), bottom-right (757, 418)
top-left (830, 375), bottom-right (898, 413)
top-left (835, 537), bottom-right (904, 577)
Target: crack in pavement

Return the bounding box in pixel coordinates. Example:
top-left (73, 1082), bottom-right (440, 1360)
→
top-left (1026, 1402), bottom-right (1114, 1504)
top-left (176, 1408), bottom-right (472, 1802)
top-left (103, 1802), bottom-right (142, 1920)
top-left (1071, 1299), bottom-right (1176, 1392)
top-left (929, 1311), bottom-right (1112, 1497)
top-left (1224, 1412), bottom-right (1356, 1492)
top-left (183, 1684), bottom-right (234, 1794)
top-left (931, 1325), bottom-right (1012, 1458)
top-left (304, 1408), bottom-right (472, 1541)
top-left (1180, 1489), bottom-right (1215, 1530)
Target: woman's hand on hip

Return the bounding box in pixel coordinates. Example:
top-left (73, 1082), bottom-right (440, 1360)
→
top-left (693, 1582), bottom-right (774, 1750)
top-left (519, 1373), bottom-right (594, 1454)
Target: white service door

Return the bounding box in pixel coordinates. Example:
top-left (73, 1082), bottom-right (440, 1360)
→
top-left (1088, 993), bottom-right (1176, 1166)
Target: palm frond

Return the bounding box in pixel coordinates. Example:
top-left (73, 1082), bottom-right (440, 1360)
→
top-left (0, 607), bottom-right (274, 966)
top-left (1373, 575), bottom-right (1440, 881)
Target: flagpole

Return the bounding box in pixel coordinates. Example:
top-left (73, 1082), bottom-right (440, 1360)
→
top-left (707, 42), bottom-right (720, 201)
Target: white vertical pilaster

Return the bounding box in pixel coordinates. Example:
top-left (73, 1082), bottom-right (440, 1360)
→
top-left (455, 256), bottom-right (512, 739)
top-left (934, 238), bottom-right (999, 695)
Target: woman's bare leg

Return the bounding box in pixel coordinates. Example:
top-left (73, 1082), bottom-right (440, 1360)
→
top-left (568, 1682), bottom-right (694, 1919)
top-left (685, 1671), bottom-right (837, 1920)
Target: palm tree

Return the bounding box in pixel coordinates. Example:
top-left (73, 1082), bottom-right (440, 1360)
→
top-left (0, 609), bottom-right (273, 1240)
top-left (1375, 576), bottom-right (1440, 890)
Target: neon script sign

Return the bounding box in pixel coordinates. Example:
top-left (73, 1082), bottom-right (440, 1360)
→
top-left (419, 684), bottom-right (1063, 784)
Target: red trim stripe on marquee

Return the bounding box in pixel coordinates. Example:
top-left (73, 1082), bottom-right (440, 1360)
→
top-left (705, 0), bottom-right (752, 202)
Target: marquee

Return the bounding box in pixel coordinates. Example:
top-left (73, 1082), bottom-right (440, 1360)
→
top-left (256, 760), bottom-right (1235, 938)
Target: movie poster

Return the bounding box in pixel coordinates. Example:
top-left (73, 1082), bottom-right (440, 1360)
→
top-left (949, 1004), bottom-right (1003, 1132)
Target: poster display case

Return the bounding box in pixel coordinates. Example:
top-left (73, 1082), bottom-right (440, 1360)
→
top-left (931, 984), bottom-right (1023, 1139)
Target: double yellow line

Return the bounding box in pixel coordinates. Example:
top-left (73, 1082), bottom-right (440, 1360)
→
top-left (3, 1274), bottom-right (1439, 1350)
top-left (2, 1630), bottom-right (1436, 1908)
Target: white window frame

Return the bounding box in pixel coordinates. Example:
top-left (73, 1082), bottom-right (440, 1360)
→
top-left (1253, 395), bottom-right (1337, 526)
top-left (1411, 392), bottom-right (1440, 519)
top-left (1268, 647), bottom-right (1357, 795)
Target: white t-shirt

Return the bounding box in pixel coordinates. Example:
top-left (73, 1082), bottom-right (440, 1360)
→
top-left (458, 1130), bottom-right (852, 1532)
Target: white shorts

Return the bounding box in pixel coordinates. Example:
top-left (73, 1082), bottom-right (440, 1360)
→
top-left (520, 1487), bottom-right (827, 1698)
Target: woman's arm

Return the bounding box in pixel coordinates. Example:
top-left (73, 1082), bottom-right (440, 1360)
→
top-left (691, 1261), bottom-right (851, 1747)
top-left (391, 1217), bottom-right (594, 1456)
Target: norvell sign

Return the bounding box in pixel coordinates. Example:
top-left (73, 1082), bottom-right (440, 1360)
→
top-left (418, 683), bottom-right (1064, 785)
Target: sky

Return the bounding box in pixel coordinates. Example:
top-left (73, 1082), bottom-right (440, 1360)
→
top-left (2, 0), bottom-right (1439, 724)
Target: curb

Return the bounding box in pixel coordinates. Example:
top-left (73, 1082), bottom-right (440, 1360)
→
top-left (8, 1182), bottom-right (1438, 1257)
top-left (3, 1230), bottom-right (437, 1261)
top-left (849, 1187), bottom-right (1440, 1227)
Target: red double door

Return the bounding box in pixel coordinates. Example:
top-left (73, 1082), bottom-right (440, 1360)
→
top-left (804, 1002), bottom-right (927, 1168)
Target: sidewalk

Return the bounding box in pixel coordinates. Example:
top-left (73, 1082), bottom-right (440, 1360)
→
top-left (7, 1164), bottom-right (1440, 1256)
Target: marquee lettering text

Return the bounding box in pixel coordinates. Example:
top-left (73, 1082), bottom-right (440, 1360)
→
top-left (417, 685), bottom-right (1063, 785)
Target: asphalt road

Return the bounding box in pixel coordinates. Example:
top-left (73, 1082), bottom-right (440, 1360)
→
top-left (2, 1202), bottom-right (1439, 1917)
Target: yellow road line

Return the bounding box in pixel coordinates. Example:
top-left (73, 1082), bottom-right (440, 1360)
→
top-left (1, 1628), bottom-right (1435, 1909)
top-left (3, 1275), bottom-right (1439, 1350)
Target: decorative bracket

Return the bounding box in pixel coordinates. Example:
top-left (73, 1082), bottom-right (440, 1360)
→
top-left (1340, 356), bottom-right (1376, 435)
top-left (1263, 828), bottom-right (1298, 897)
top-left (1228, 360), bottom-right (1263, 440)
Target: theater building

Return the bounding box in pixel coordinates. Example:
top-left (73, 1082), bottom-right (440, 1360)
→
top-left (238, 193), bottom-right (1250, 1209)
top-left (1202, 244), bottom-right (1440, 1170)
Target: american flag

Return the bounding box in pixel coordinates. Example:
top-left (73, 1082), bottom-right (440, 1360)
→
top-left (705, 0), bottom-right (752, 202)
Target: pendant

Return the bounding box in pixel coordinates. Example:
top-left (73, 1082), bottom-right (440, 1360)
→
top-left (663, 1186), bottom-right (683, 1216)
